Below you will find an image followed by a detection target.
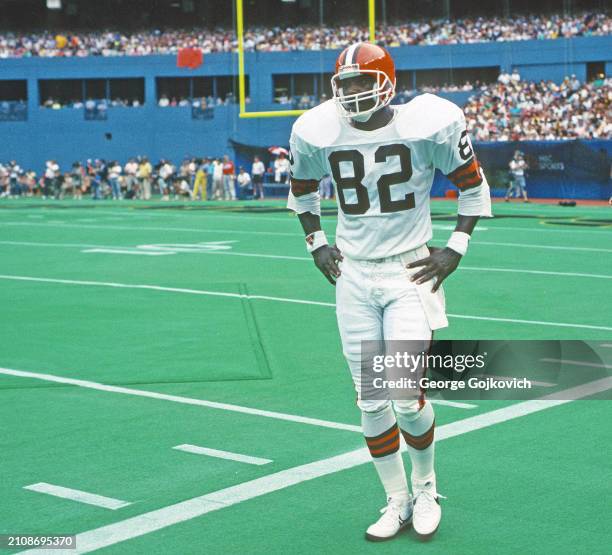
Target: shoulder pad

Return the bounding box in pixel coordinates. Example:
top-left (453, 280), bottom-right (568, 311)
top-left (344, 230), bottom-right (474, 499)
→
top-left (395, 93), bottom-right (465, 142)
top-left (291, 100), bottom-right (342, 149)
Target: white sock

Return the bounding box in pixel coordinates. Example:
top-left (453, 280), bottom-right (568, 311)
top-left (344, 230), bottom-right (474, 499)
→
top-left (362, 405), bottom-right (409, 502)
top-left (396, 401), bottom-right (436, 484)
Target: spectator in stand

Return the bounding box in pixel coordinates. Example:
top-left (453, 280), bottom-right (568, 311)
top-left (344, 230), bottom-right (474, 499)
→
top-left (0, 13), bottom-right (609, 57)
top-left (251, 155), bottom-right (265, 199)
top-left (25, 170), bottom-right (37, 196)
top-left (0, 163), bottom-right (7, 196)
top-left (58, 170), bottom-right (73, 199)
top-left (273, 153), bottom-right (290, 184)
top-left (138, 156), bottom-right (152, 200)
top-left (90, 159), bottom-right (102, 199)
top-left (464, 74), bottom-right (611, 141)
top-left (158, 159), bottom-right (174, 200)
top-left (298, 92), bottom-right (312, 109)
top-left (192, 158), bottom-right (208, 200)
top-left (505, 150), bottom-right (529, 202)
top-left (236, 166), bottom-right (252, 199)
top-left (222, 154), bottom-right (236, 200)
top-left (7, 161), bottom-right (23, 197)
top-left (123, 158), bottom-right (139, 198)
top-left (204, 157), bottom-right (214, 198)
top-left (211, 158), bottom-right (224, 200)
top-left (70, 161), bottom-right (84, 200)
top-left (108, 160), bottom-right (123, 199)
top-left (43, 159), bottom-right (59, 198)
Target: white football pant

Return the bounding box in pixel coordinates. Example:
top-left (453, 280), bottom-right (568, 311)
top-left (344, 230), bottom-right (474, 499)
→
top-left (336, 247), bottom-right (443, 415)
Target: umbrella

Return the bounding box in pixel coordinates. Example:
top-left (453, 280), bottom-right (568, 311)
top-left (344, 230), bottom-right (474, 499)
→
top-left (268, 146), bottom-right (289, 156)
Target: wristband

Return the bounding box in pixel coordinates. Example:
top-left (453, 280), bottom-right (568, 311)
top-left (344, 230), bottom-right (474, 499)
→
top-left (446, 231), bottom-right (471, 256)
top-left (305, 230), bottom-right (328, 253)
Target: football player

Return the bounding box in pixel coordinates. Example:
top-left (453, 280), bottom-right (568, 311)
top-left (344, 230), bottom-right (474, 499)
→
top-left (287, 43), bottom-right (491, 542)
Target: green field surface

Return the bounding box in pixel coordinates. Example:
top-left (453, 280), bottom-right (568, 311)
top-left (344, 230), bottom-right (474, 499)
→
top-left (1, 198), bottom-right (611, 554)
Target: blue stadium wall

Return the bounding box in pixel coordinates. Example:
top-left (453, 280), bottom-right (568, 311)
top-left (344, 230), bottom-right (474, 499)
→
top-left (0, 36), bottom-right (610, 198)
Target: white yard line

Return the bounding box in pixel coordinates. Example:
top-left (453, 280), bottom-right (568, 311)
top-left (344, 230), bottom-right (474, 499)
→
top-left (445, 313), bottom-right (612, 332)
top-left (0, 367), bottom-right (361, 433)
top-left (2, 240), bottom-right (611, 280)
top-left (426, 399), bottom-right (476, 409)
top-left (0, 367), bottom-right (473, 431)
top-left (429, 238), bottom-right (612, 254)
top-left (23, 483), bottom-right (131, 511)
top-left (173, 445), bottom-right (272, 466)
top-left (2, 221), bottom-right (611, 252)
top-left (0, 221), bottom-right (298, 237)
top-left (82, 248), bottom-right (173, 256)
top-left (3, 207), bottom-right (611, 234)
top-left (473, 374), bottom-right (556, 387)
top-left (19, 376), bottom-right (612, 555)
top-left (600, 344), bottom-right (612, 348)
top-left (459, 266), bottom-right (612, 280)
top-left (1, 274), bottom-right (611, 332)
top-left (540, 358), bottom-right (612, 370)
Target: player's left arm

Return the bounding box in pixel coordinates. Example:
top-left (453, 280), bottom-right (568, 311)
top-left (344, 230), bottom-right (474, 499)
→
top-left (408, 118), bottom-right (492, 292)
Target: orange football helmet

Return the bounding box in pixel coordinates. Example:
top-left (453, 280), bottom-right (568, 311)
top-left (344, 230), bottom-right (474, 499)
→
top-left (331, 42), bottom-right (396, 121)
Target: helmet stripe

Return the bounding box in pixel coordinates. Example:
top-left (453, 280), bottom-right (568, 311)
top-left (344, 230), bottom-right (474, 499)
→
top-left (345, 43), bottom-right (360, 65)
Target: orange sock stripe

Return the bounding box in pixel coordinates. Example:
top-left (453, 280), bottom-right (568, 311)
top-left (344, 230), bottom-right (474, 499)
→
top-left (401, 421), bottom-right (435, 451)
top-left (369, 438), bottom-right (400, 458)
top-left (365, 424), bottom-right (401, 458)
top-left (365, 424), bottom-right (399, 447)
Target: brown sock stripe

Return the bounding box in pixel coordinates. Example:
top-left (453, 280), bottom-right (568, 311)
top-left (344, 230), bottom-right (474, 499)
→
top-left (369, 437), bottom-right (400, 458)
top-left (365, 424), bottom-right (400, 458)
top-left (365, 423), bottom-right (399, 447)
top-left (400, 421), bottom-right (435, 451)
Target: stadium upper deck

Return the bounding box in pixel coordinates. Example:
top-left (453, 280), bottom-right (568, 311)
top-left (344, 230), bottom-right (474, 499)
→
top-left (0, 12), bottom-right (609, 58)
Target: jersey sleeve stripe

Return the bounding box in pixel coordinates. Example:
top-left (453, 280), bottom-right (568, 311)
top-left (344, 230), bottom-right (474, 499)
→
top-left (447, 157), bottom-right (483, 190)
top-left (457, 176), bottom-right (484, 191)
top-left (448, 157), bottom-right (477, 179)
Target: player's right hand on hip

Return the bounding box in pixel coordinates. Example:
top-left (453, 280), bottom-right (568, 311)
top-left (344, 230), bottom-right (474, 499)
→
top-left (312, 244), bottom-right (343, 286)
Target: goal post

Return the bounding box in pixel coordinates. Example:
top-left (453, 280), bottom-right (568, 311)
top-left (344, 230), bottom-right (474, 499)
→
top-left (236, 0), bottom-right (376, 118)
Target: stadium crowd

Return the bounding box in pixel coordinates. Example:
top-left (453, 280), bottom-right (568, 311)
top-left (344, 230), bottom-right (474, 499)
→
top-left (2, 72), bottom-right (610, 199)
top-left (39, 94), bottom-right (239, 110)
top-left (0, 12), bottom-right (608, 57)
top-left (464, 72), bottom-right (611, 141)
top-left (0, 154), bottom-right (290, 201)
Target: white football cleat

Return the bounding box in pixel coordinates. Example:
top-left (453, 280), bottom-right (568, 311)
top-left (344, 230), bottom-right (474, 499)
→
top-left (365, 496), bottom-right (413, 542)
top-left (412, 477), bottom-right (444, 540)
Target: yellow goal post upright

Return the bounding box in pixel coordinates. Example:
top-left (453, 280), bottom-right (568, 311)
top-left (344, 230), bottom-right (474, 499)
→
top-left (236, 0), bottom-right (376, 119)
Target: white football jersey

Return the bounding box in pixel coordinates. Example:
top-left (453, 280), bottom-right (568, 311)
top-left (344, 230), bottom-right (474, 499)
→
top-left (289, 94), bottom-right (482, 260)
